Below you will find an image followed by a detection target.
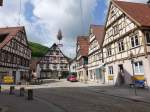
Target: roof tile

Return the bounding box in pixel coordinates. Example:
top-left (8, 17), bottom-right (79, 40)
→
top-left (90, 25), bottom-right (104, 46)
top-left (77, 36), bottom-right (89, 57)
top-left (113, 1), bottom-right (150, 27)
top-left (0, 26), bottom-right (24, 49)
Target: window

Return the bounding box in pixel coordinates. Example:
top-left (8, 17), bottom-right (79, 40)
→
top-left (108, 66), bottom-right (113, 74)
top-left (107, 47), bottom-right (112, 56)
top-left (53, 65), bottom-right (57, 70)
top-left (131, 35), bottom-right (139, 48)
top-left (0, 52), bottom-right (5, 62)
top-left (46, 64), bottom-right (49, 69)
top-left (113, 24), bottom-right (119, 35)
top-left (118, 40), bottom-right (125, 52)
top-left (56, 51), bottom-right (59, 55)
top-left (134, 61), bottom-right (144, 74)
top-left (110, 8), bottom-right (115, 18)
top-left (146, 32), bottom-right (150, 44)
top-left (84, 57), bottom-right (88, 65)
top-left (64, 64), bottom-right (67, 68)
top-left (40, 64), bottom-right (43, 68)
top-left (13, 56), bottom-right (16, 64)
top-left (49, 52), bottom-right (53, 55)
top-left (7, 54), bottom-right (11, 63)
top-left (109, 29), bottom-right (113, 37)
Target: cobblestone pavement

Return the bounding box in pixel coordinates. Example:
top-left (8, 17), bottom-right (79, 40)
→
top-left (34, 87), bottom-right (150, 112)
top-left (1, 79), bottom-right (150, 112)
top-left (0, 79), bottom-right (106, 91)
top-left (0, 93), bottom-right (51, 112)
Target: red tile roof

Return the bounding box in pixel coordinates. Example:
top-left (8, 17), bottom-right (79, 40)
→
top-left (90, 25), bottom-right (104, 46)
top-left (113, 0), bottom-right (150, 27)
top-left (0, 26), bottom-right (24, 49)
top-left (77, 36), bottom-right (89, 57)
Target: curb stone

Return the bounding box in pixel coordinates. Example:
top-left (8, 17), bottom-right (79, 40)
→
top-left (94, 90), bottom-right (150, 104)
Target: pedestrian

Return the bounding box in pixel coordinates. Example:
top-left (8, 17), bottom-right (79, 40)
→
top-left (58, 73), bottom-right (61, 80)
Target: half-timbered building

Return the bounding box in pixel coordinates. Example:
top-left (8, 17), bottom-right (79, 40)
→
top-left (69, 57), bottom-right (77, 75)
top-left (0, 26), bottom-right (31, 83)
top-left (103, 0), bottom-right (150, 86)
top-left (88, 25), bottom-right (105, 83)
top-left (37, 43), bottom-right (69, 79)
top-left (76, 36), bottom-right (89, 82)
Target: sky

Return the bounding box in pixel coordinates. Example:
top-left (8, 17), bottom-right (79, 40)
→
top-left (0, 0), bottom-right (148, 58)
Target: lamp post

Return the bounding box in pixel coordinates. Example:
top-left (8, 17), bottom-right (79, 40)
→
top-left (57, 29), bottom-right (63, 80)
top-left (130, 53), bottom-right (137, 96)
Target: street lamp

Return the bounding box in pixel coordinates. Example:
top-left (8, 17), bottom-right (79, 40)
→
top-left (130, 53), bottom-right (137, 96)
top-left (57, 29), bottom-right (63, 80)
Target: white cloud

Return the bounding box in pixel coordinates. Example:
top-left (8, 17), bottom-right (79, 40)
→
top-left (0, 0), bottom-right (99, 58)
top-left (28, 0), bottom-right (99, 57)
top-left (0, 0), bottom-right (149, 58)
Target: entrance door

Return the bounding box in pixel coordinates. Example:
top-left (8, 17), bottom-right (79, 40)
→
top-left (95, 68), bottom-right (104, 83)
top-left (12, 71), bottom-right (16, 84)
top-left (118, 64), bottom-right (125, 85)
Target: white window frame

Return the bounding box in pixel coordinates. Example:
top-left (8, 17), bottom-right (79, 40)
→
top-left (113, 24), bottom-right (119, 36)
top-left (108, 66), bottom-right (114, 75)
top-left (134, 61), bottom-right (144, 74)
top-left (107, 47), bottom-right (112, 57)
top-left (130, 34), bottom-right (139, 48)
top-left (118, 40), bottom-right (125, 52)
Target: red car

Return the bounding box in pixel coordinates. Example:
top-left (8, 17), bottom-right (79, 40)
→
top-left (67, 75), bottom-right (78, 82)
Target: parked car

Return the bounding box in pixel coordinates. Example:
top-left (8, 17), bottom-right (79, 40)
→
top-left (67, 75), bottom-right (78, 82)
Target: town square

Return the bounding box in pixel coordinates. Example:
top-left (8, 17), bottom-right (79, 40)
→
top-left (1, 0), bottom-right (150, 111)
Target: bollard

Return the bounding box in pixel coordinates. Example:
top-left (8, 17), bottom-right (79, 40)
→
top-left (27, 89), bottom-right (33, 100)
top-left (20, 87), bottom-right (25, 96)
top-left (0, 85), bottom-right (1, 93)
top-left (9, 86), bottom-right (15, 95)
